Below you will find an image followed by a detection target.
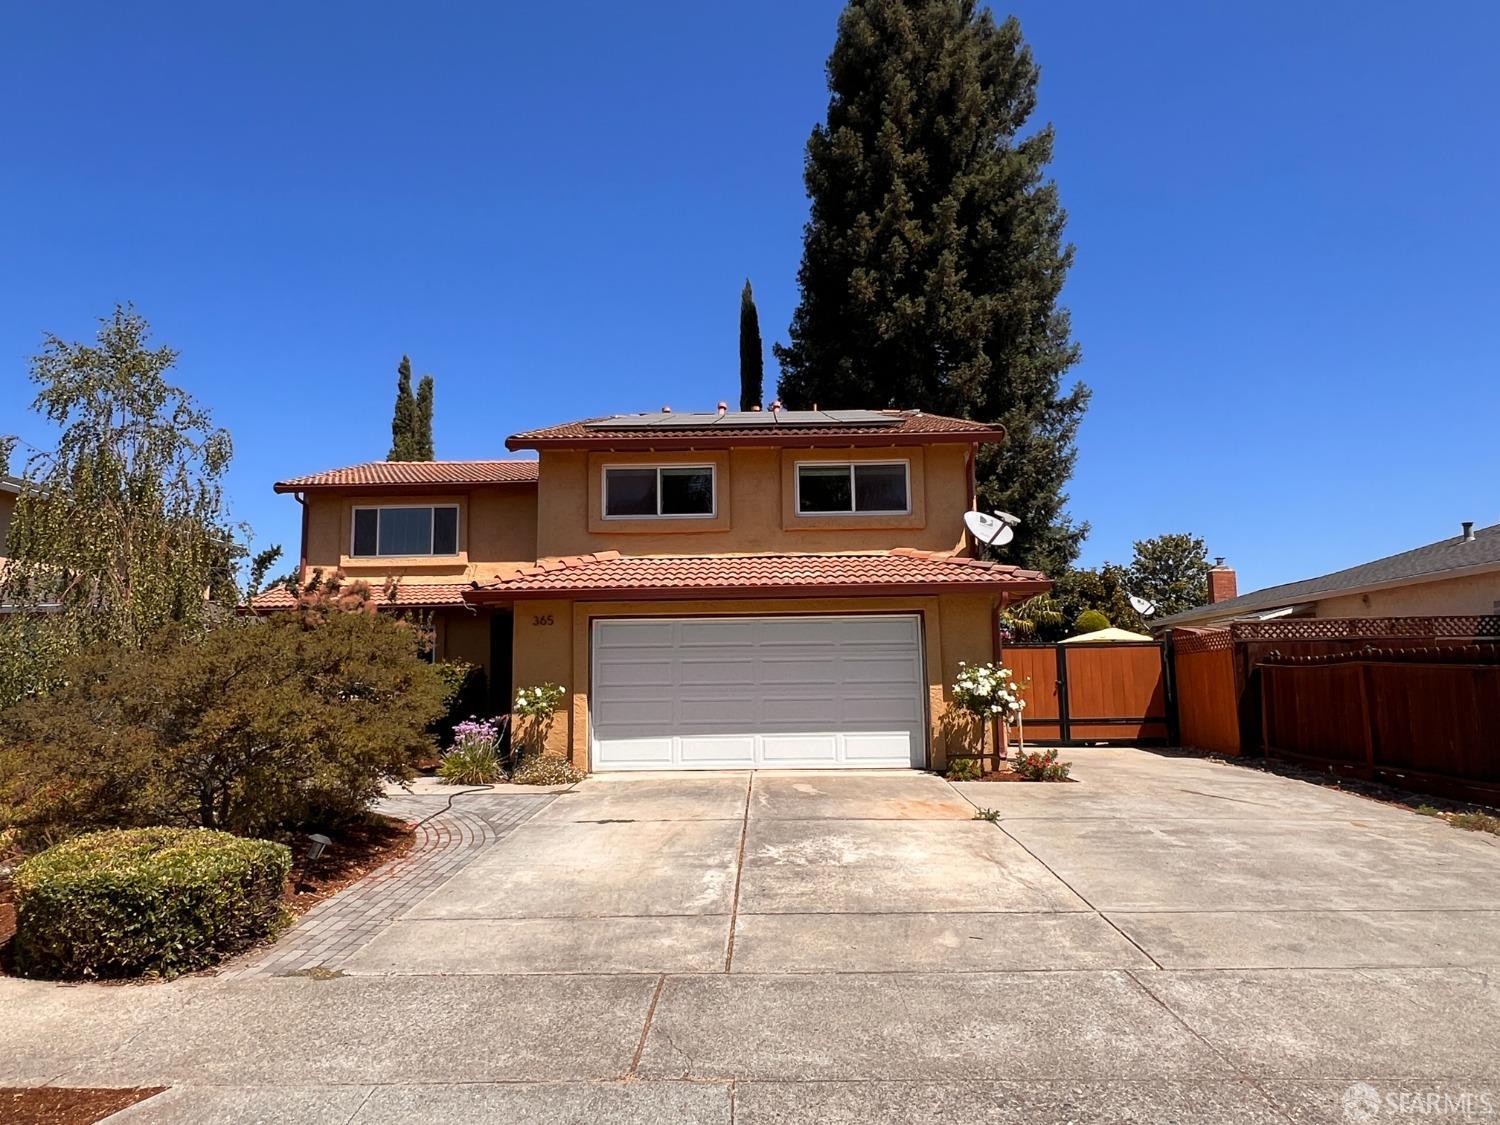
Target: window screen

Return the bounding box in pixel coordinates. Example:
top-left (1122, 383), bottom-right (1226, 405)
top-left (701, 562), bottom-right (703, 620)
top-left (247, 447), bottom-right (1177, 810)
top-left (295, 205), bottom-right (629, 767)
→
top-left (798, 462), bottom-right (908, 514)
top-left (350, 506), bottom-right (459, 557)
top-left (604, 466), bottom-right (714, 517)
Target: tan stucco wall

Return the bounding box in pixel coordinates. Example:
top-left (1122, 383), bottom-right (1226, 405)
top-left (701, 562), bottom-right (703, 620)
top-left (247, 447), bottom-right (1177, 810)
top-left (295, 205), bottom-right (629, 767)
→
top-left (0, 492), bottom-right (13, 563)
top-left (1314, 570), bottom-right (1500, 618)
top-left (437, 610), bottom-right (491, 672)
top-left (508, 593), bottom-right (998, 771)
top-left (299, 486), bottom-right (538, 585)
top-left (534, 444), bottom-right (972, 559)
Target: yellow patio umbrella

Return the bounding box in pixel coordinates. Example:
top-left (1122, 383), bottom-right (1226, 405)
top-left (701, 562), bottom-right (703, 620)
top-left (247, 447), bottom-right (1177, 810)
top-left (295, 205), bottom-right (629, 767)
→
top-left (1059, 626), bottom-right (1154, 643)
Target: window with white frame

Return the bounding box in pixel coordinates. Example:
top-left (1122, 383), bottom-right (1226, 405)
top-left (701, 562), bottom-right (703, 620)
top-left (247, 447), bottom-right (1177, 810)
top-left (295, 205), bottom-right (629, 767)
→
top-left (351, 505), bottom-right (459, 557)
top-left (603, 465), bottom-right (715, 518)
top-left (796, 461), bottom-right (910, 515)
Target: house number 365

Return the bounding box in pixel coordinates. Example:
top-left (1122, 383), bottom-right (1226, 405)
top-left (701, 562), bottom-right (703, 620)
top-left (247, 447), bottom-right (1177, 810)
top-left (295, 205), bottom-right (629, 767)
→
top-left (531, 614), bottom-right (555, 626)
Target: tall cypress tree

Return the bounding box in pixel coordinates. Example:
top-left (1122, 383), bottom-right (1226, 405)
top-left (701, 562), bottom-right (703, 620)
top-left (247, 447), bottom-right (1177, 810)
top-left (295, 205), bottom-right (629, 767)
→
top-left (388, 356), bottom-right (418, 461)
top-left (775, 1), bottom-right (1089, 573)
top-left (739, 280), bottom-right (764, 412)
top-left (413, 374), bottom-right (435, 461)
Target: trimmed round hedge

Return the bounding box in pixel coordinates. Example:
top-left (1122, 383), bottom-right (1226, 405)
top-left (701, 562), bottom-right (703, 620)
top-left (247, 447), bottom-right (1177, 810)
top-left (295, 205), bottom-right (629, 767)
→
top-left (11, 827), bottom-right (291, 980)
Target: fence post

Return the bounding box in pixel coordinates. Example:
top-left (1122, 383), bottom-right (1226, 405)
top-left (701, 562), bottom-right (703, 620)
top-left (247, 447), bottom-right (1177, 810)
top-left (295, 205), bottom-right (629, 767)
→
top-left (1357, 662), bottom-right (1376, 777)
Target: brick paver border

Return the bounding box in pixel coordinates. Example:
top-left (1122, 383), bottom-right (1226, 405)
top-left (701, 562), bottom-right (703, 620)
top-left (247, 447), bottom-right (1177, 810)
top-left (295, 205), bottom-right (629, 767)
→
top-left (222, 790), bottom-right (555, 980)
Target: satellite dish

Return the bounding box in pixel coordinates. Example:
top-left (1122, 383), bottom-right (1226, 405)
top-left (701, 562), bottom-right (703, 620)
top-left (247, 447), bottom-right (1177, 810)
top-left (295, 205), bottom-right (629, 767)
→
top-left (964, 509), bottom-right (1018, 548)
top-left (1128, 593), bottom-right (1158, 617)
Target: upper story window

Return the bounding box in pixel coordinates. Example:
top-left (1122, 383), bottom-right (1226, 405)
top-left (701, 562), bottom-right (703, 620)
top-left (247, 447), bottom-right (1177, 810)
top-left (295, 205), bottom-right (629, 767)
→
top-left (351, 505), bottom-right (459, 557)
top-left (796, 461), bottom-right (910, 515)
top-left (603, 465), bottom-right (715, 519)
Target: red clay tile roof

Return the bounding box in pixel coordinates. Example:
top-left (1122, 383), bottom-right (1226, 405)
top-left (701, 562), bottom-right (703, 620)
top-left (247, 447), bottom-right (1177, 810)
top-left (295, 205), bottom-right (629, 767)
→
top-left (248, 582), bottom-right (474, 611)
top-left (274, 460), bottom-right (538, 493)
top-left (466, 549), bottom-right (1048, 601)
top-left (506, 410), bottom-right (1003, 450)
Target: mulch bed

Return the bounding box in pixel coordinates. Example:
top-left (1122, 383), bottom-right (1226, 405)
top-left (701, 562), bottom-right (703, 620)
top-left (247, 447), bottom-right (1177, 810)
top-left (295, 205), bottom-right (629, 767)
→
top-left (0, 1086), bottom-right (164, 1124)
top-left (283, 814), bottom-right (416, 916)
top-left (972, 768), bottom-right (1076, 783)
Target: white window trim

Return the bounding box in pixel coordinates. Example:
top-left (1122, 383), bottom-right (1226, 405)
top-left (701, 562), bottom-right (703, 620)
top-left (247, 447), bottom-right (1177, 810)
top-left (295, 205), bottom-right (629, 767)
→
top-left (601, 464), bottom-right (718, 520)
top-left (350, 503), bottom-right (461, 558)
top-left (794, 460), bottom-right (911, 516)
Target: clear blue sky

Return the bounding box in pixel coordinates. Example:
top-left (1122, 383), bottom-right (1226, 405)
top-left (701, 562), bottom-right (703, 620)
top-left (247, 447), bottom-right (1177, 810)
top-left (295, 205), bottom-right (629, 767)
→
top-left (3, 1), bottom-right (1496, 593)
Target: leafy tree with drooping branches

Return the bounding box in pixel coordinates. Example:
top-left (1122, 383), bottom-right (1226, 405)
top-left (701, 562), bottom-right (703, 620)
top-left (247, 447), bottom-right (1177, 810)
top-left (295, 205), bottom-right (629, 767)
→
top-left (0, 306), bottom-right (242, 707)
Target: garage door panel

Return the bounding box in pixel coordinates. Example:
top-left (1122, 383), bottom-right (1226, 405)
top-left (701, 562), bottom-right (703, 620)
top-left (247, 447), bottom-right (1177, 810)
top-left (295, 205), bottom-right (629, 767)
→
top-left (679, 735), bottom-right (757, 764)
top-left (593, 660), bottom-right (675, 689)
top-left (591, 615), bottom-right (926, 771)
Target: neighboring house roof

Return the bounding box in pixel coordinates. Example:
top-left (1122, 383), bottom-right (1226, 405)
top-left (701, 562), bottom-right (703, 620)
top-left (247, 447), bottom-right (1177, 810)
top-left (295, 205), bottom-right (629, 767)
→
top-left (506, 409), bottom-right (1003, 451)
top-left (1154, 522), bottom-right (1500, 629)
top-left (248, 582), bottom-right (473, 611)
top-left (466, 549), bottom-right (1049, 602)
top-left (274, 460), bottom-right (539, 493)
top-left (0, 475), bottom-right (22, 495)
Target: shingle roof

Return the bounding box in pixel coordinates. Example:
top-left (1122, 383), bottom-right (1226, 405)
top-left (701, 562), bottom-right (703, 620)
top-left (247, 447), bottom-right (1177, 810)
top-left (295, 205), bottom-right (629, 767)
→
top-left (248, 582), bottom-right (473, 611)
top-left (506, 410), bottom-right (1003, 450)
top-left (466, 549), bottom-right (1048, 601)
top-left (1155, 522), bottom-right (1500, 628)
top-left (274, 460), bottom-right (538, 493)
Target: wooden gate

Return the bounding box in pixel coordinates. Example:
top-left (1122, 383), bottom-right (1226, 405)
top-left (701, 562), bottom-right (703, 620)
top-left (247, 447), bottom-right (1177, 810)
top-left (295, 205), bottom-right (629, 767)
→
top-left (1002, 643), bottom-right (1170, 745)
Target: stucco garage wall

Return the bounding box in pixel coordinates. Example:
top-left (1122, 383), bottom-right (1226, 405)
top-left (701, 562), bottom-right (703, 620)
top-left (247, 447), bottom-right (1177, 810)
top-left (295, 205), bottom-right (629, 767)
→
top-left (510, 593), bottom-right (998, 771)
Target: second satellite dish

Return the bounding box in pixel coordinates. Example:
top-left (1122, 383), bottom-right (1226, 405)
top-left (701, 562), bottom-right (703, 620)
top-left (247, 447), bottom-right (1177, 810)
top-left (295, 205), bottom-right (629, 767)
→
top-left (1128, 593), bottom-right (1158, 617)
top-left (963, 509), bottom-right (1019, 548)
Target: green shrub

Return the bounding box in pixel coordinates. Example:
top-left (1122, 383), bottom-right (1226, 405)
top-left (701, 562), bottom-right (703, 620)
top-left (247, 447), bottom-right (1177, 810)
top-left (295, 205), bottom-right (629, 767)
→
top-left (1011, 747), bottom-right (1072, 782)
top-left (431, 661), bottom-right (488, 748)
top-left (1073, 609), bottom-right (1111, 634)
top-left (511, 754), bottom-right (586, 786)
top-left (0, 612), bottom-right (448, 844)
top-left (438, 718), bottom-right (506, 785)
top-left (10, 827), bottom-right (291, 980)
top-left (945, 757), bottom-right (982, 782)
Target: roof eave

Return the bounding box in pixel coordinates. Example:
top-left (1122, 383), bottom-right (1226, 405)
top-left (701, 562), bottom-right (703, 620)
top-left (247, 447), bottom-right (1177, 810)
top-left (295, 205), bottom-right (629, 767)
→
top-left (272, 478), bottom-right (538, 494)
top-left (1154, 557), bottom-right (1500, 630)
top-left (505, 429), bottom-right (1004, 453)
top-left (465, 577), bottom-right (1051, 603)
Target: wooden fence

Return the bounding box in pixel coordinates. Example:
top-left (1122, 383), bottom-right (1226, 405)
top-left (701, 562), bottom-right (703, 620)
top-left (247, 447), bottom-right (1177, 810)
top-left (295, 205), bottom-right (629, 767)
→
top-left (1259, 645), bottom-right (1500, 804)
top-left (1169, 616), bottom-right (1500, 803)
top-left (1002, 642), bottom-right (1169, 745)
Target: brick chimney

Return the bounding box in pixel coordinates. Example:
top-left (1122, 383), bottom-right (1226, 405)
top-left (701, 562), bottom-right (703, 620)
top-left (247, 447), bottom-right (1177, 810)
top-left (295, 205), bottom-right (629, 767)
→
top-left (1207, 557), bottom-right (1237, 604)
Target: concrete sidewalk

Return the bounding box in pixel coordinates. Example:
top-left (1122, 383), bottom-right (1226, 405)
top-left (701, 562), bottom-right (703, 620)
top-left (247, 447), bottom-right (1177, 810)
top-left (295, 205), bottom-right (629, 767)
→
top-left (1, 750), bottom-right (1496, 1123)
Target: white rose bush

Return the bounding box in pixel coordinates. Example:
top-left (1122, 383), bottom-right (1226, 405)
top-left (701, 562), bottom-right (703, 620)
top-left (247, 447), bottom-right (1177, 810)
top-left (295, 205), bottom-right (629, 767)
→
top-left (950, 661), bottom-right (1027, 764)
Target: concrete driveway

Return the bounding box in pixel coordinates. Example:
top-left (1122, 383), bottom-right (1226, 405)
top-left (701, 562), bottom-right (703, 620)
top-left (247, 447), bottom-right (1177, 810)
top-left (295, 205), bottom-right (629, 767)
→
top-left (3, 748), bottom-right (1499, 1123)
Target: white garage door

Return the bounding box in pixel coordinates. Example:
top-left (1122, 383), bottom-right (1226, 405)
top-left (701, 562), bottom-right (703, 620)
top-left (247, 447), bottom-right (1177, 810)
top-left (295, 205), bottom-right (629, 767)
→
top-left (590, 614), bottom-right (927, 771)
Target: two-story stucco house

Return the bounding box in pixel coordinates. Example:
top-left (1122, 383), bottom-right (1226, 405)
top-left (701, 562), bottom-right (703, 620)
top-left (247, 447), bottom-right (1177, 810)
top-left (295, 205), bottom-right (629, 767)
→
top-left (253, 408), bottom-right (1049, 772)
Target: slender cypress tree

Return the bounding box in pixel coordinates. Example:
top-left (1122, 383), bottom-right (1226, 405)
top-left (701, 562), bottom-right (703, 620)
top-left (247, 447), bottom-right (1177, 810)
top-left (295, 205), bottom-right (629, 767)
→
top-left (774, 1), bottom-right (1089, 573)
top-left (413, 374), bottom-right (435, 461)
top-left (739, 280), bottom-right (764, 412)
top-left (388, 356), bottom-right (418, 461)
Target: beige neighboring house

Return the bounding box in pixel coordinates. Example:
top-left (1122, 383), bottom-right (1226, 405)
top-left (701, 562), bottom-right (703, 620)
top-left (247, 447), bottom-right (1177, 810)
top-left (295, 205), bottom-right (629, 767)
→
top-left (1153, 520), bottom-right (1500, 632)
top-left (254, 407), bottom-right (1051, 771)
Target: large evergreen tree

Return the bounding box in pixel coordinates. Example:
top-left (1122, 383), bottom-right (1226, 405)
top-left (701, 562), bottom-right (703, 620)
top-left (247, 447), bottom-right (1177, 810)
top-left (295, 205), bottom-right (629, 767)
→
top-left (388, 356), bottom-right (418, 460)
top-left (413, 373), bottom-right (435, 460)
top-left (775, 1), bottom-right (1089, 573)
top-left (388, 356), bottom-right (435, 461)
top-left (739, 280), bottom-right (764, 411)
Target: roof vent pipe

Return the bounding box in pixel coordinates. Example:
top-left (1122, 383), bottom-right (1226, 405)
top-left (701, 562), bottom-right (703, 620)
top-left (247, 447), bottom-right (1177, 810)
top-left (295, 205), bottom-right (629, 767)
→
top-left (751, 404), bottom-right (762, 412)
top-left (769, 399), bottom-right (782, 412)
top-left (716, 401), bottom-right (727, 416)
top-left (661, 405), bottom-right (672, 413)
top-left (1462, 521), bottom-right (1475, 541)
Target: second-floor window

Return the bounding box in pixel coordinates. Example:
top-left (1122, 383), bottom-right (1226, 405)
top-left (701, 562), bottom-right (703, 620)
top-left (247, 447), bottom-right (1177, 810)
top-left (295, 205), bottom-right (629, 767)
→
top-left (797, 461), bottom-right (910, 515)
top-left (352, 505), bottom-right (459, 557)
top-left (603, 465), bottom-right (715, 518)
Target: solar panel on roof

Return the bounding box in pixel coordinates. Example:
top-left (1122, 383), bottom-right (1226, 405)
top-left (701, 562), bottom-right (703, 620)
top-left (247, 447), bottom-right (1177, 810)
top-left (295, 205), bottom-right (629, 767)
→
top-left (582, 409), bottom-right (900, 430)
